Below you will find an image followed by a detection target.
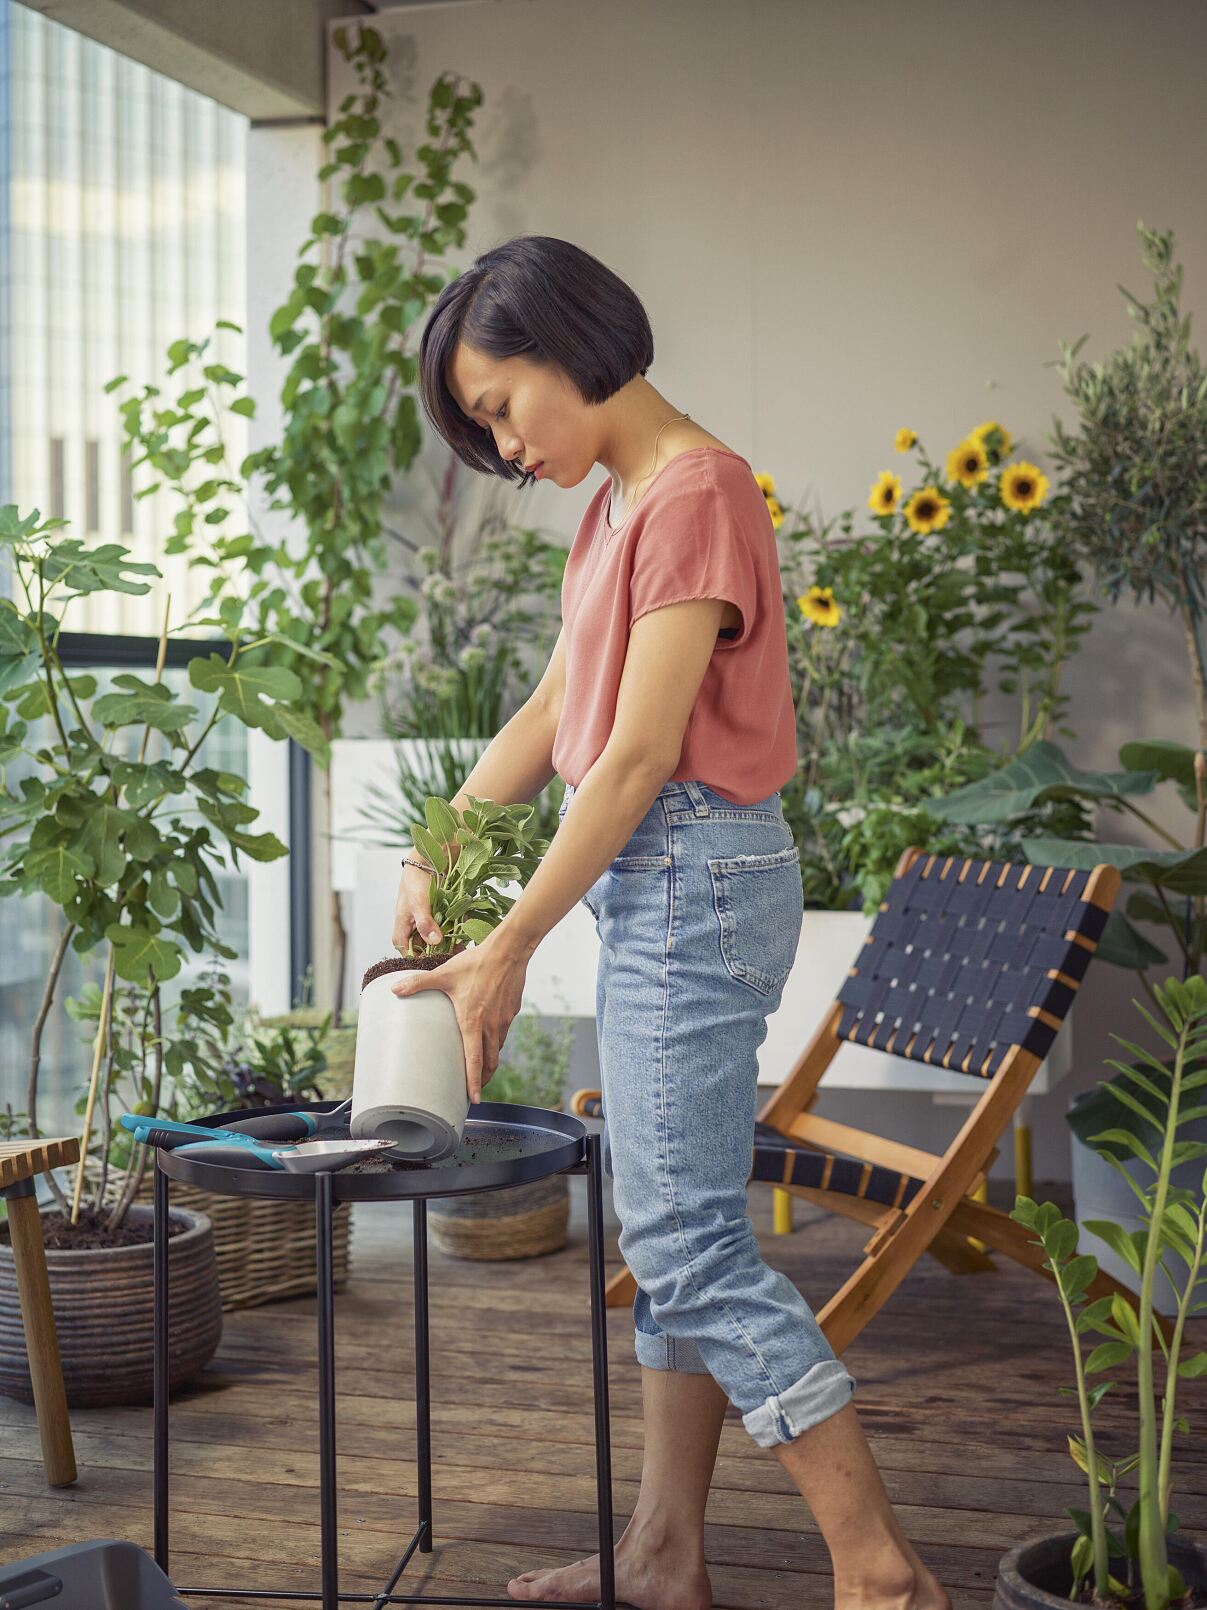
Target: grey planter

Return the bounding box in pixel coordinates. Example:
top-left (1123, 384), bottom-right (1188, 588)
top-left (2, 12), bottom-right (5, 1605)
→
top-left (995, 1527), bottom-right (1207, 1608)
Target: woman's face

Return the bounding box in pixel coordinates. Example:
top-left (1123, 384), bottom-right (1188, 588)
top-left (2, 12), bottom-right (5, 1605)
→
top-left (446, 344), bottom-right (591, 486)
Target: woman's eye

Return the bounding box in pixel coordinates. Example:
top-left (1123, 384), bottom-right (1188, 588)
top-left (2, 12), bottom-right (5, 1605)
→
top-left (494, 404), bottom-right (507, 421)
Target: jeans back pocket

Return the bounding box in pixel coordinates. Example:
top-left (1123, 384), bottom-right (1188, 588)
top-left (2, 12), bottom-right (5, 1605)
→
top-left (706, 843), bottom-right (802, 996)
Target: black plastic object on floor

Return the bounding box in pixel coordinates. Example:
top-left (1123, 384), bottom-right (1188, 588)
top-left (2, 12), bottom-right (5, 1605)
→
top-left (0, 1539), bottom-right (188, 1609)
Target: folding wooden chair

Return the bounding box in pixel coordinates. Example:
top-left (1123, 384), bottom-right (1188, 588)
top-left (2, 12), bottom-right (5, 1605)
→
top-left (571, 845), bottom-right (1178, 1350)
top-left (1, 1137), bottom-right (80, 1486)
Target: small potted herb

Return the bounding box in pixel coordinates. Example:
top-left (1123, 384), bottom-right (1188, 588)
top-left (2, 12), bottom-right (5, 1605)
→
top-left (351, 793), bottom-right (548, 1159)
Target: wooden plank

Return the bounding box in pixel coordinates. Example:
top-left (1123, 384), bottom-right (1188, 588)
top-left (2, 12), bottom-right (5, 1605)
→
top-left (1, 1185), bottom-right (1203, 1610)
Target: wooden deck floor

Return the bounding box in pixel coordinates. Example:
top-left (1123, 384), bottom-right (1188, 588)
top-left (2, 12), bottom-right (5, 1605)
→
top-left (1, 1176), bottom-right (1204, 1608)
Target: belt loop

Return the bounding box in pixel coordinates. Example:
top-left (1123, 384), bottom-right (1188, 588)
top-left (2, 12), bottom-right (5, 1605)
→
top-left (681, 780), bottom-right (710, 817)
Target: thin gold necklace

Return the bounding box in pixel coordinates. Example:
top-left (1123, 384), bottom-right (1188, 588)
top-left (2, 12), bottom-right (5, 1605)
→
top-left (606, 411), bottom-right (691, 535)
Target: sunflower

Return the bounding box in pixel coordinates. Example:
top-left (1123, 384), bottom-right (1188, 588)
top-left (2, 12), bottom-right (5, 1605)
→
top-left (999, 460), bottom-right (1049, 513)
top-left (798, 586), bottom-right (842, 627)
top-left (971, 419), bottom-right (1013, 460)
top-left (903, 486), bottom-right (952, 535)
top-left (867, 470), bottom-right (903, 516)
top-left (754, 471), bottom-right (778, 497)
top-left (894, 428), bottom-right (918, 452)
top-left (765, 496), bottom-right (785, 530)
top-left (945, 436), bottom-right (989, 489)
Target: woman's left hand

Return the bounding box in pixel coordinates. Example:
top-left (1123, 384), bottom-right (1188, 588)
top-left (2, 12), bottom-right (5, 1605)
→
top-left (389, 935), bottom-right (530, 1104)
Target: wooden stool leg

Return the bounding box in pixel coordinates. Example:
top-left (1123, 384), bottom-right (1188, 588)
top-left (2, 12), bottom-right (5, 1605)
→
top-left (6, 1189), bottom-right (77, 1486)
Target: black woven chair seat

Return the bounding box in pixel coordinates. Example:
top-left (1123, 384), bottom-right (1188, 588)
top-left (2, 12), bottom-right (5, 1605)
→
top-left (751, 1119), bottom-right (923, 1209)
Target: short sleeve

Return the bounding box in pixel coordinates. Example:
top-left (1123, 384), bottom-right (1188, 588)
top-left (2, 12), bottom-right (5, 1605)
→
top-left (628, 471), bottom-right (759, 650)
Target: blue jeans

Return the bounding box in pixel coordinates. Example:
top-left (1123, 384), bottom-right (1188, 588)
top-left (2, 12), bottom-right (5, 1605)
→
top-left (558, 777), bottom-right (856, 1447)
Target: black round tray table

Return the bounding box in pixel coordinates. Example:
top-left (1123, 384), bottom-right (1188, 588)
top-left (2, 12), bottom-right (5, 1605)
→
top-left (149, 1099), bottom-right (616, 1609)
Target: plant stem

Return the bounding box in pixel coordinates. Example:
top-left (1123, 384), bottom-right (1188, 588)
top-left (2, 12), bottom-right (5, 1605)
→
top-left (1134, 1001), bottom-right (1191, 1607)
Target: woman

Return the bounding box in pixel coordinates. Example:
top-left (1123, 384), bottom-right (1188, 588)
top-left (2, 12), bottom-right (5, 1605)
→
top-left (392, 236), bottom-right (950, 1610)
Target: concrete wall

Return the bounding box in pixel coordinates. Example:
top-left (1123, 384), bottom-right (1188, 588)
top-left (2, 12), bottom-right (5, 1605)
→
top-left (327, 0), bottom-right (1206, 1184)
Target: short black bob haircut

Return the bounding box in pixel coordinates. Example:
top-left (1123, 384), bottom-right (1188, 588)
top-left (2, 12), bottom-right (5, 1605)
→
top-left (418, 235), bottom-right (654, 487)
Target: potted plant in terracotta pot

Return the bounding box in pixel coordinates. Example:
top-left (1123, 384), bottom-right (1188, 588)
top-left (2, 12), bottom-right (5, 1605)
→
top-left (352, 791), bottom-right (549, 1160)
top-left (0, 500), bottom-right (321, 1405)
top-left (427, 996), bottom-right (576, 1260)
top-left (999, 975), bottom-right (1207, 1609)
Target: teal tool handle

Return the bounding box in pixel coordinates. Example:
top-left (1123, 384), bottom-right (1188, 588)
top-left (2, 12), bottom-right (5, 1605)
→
top-left (118, 1114), bottom-right (266, 1149)
top-left (174, 1139), bottom-right (287, 1171)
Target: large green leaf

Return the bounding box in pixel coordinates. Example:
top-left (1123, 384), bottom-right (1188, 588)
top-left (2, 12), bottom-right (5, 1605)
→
top-left (1095, 909), bottom-right (1169, 969)
top-left (106, 921), bottom-right (182, 985)
top-left (188, 654), bottom-right (303, 731)
top-left (23, 842), bottom-right (92, 903)
top-left (1022, 838), bottom-right (1207, 895)
top-left (272, 703), bottom-right (331, 766)
top-left (926, 739), bottom-right (1160, 824)
top-left (1118, 739), bottom-right (1200, 789)
top-left (41, 538), bottom-right (159, 597)
top-left (92, 674), bottom-right (197, 733)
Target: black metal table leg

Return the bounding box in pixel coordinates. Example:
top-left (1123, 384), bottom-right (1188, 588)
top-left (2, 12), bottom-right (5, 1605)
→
top-left (414, 1197), bottom-right (433, 1553)
top-left (153, 1158), bottom-right (169, 1575)
top-left (585, 1134), bottom-right (616, 1610)
top-left (316, 1171), bottom-right (339, 1610)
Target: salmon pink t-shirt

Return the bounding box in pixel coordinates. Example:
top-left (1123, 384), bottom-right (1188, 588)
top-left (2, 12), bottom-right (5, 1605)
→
top-left (551, 445), bottom-right (798, 805)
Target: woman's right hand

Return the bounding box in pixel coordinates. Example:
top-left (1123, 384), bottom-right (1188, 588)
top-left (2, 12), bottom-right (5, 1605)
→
top-left (392, 861), bottom-right (444, 955)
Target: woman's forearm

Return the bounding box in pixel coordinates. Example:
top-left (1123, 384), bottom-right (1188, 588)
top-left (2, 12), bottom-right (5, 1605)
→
top-left (450, 698), bottom-right (560, 817)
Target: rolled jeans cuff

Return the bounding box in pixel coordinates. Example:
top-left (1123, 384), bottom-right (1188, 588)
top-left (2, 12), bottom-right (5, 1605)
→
top-left (741, 1359), bottom-right (856, 1447)
top-left (633, 1326), bottom-right (713, 1374)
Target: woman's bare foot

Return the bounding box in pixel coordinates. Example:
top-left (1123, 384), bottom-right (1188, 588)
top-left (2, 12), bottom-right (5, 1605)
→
top-left (506, 1524), bottom-right (711, 1609)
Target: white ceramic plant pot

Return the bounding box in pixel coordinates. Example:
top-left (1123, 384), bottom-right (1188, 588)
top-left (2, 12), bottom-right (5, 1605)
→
top-left (350, 959), bottom-right (468, 1161)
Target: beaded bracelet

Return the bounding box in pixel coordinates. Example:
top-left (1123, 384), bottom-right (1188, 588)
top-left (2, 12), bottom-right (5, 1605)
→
top-left (401, 855), bottom-right (436, 874)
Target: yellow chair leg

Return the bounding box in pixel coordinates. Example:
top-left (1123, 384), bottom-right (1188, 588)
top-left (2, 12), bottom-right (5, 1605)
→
top-left (966, 1177), bottom-right (990, 1253)
top-left (1014, 1115), bottom-right (1033, 1200)
top-left (772, 1187), bottom-right (793, 1235)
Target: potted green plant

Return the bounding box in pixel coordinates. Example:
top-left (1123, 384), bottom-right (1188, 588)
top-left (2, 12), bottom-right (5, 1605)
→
top-left (427, 997), bottom-right (576, 1260)
top-left (749, 429), bottom-right (1097, 1107)
top-left (0, 495), bottom-right (323, 1400)
top-left (113, 24), bottom-right (488, 1016)
top-left (1000, 976), bottom-right (1206, 1609)
top-left (351, 792), bottom-right (549, 1158)
top-left (764, 416), bottom-right (1097, 915)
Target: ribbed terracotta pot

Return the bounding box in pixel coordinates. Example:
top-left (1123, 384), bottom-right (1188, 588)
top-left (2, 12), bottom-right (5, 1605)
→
top-left (0, 1202), bottom-right (223, 1408)
top-left (995, 1528), bottom-right (1207, 1609)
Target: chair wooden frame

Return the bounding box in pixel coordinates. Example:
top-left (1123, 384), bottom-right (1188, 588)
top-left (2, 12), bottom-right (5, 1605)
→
top-left (570, 845), bottom-right (1178, 1352)
top-left (1, 1137), bottom-right (80, 1485)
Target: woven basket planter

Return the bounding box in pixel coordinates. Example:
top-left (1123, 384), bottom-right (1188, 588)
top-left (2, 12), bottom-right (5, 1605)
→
top-left (133, 1170), bottom-right (353, 1312)
top-left (428, 1171), bottom-right (569, 1260)
top-left (0, 1202), bottom-right (221, 1408)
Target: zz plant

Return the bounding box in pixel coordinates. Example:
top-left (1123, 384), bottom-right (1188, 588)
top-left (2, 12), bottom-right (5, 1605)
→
top-left (1010, 975), bottom-right (1207, 1610)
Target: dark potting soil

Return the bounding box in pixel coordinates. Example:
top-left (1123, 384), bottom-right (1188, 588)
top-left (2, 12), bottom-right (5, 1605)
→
top-left (0, 1207), bottom-right (188, 1251)
top-left (361, 948), bottom-right (463, 991)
